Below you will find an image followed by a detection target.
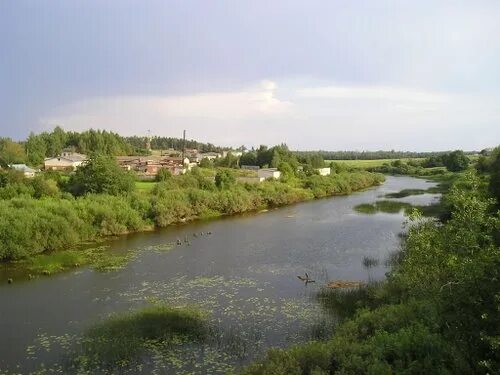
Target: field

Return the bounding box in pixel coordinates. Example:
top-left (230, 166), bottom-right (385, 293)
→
top-left (135, 181), bottom-right (157, 192)
top-left (325, 158), bottom-right (421, 169)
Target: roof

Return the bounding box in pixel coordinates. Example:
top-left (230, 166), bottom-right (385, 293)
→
top-left (44, 156), bottom-right (79, 163)
top-left (259, 168), bottom-right (279, 172)
top-left (63, 153), bottom-right (87, 162)
top-left (10, 164), bottom-right (36, 173)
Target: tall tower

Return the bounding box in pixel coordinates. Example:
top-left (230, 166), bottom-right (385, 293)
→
top-left (181, 130), bottom-right (186, 164)
top-left (146, 129), bottom-right (152, 152)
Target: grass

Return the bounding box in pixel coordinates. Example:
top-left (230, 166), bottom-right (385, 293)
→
top-left (354, 200), bottom-right (412, 214)
top-left (135, 180), bottom-right (157, 192)
top-left (27, 250), bottom-right (86, 275)
top-left (26, 246), bottom-right (135, 275)
top-left (317, 283), bottom-right (382, 320)
top-left (325, 158), bottom-right (423, 169)
top-left (354, 200), bottom-right (445, 218)
top-left (384, 188), bottom-right (427, 198)
top-left (76, 305), bottom-right (208, 370)
top-left (362, 256), bottom-right (380, 268)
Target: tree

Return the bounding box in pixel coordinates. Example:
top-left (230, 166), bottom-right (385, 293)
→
top-left (240, 152), bottom-right (257, 166)
top-left (215, 169), bottom-right (235, 190)
top-left (67, 155), bottom-right (135, 196)
top-left (488, 147), bottom-right (500, 205)
top-left (199, 158), bottom-right (213, 168)
top-left (25, 133), bottom-right (47, 166)
top-left (277, 161), bottom-right (294, 181)
top-left (0, 138), bottom-right (26, 166)
top-left (442, 150), bottom-right (469, 172)
top-left (31, 175), bottom-right (60, 198)
top-left (156, 168), bottom-right (172, 182)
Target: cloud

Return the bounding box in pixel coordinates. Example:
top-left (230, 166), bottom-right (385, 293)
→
top-left (39, 80), bottom-right (500, 150)
top-left (296, 85), bottom-right (450, 104)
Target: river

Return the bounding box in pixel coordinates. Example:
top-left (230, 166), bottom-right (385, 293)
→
top-left (0, 176), bottom-right (440, 374)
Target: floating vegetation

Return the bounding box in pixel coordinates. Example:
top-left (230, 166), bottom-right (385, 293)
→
top-left (383, 188), bottom-right (426, 198)
top-left (353, 203), bottom-right (378, 214)
top-left (362, 256), bottom-right (379, 269)
top-left (354, 200), bottom-right (443, 217)
top-left (26, 250), bottom-right (87, 275)
top-left (141, 243), bottom-right (175, 253)
top-left (326, 280), bottom-right (366, 289)
top-left (74, 305), bottom-right (209, 372)
top-left (84, 246), bottom-right (136, 272)
top-left (15, 275), bottom-right (324, 374)
top-left (21, 242), bottom-right (178, 277)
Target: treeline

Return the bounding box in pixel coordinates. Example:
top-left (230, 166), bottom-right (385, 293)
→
top-left (239, 144), bottom-right (326, 169)
top-left (0, 155), bottom-right (384, 261)
top-left (367, 150), bottom-right (471, 175)
top-left (0, 127), bottom-right (139, 167)
top-left (0, 127), bottom-right (226, 168)
top-left (295, 150), bottom-right (456, 160)
top-left (242, 149), bottom-right (500, 374)
top-left (125, 136), bottom-right (223, 153)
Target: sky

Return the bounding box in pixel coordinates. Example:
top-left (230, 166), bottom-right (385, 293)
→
top-left (1, 0), bottom-right (499, 151)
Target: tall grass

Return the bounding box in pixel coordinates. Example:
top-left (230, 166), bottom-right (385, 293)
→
top-left (76, 305), bottom-right (208, 370)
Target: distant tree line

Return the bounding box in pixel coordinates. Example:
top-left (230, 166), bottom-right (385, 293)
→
top-left (125, 136), bottom-right (223, 153)
top-left (294, 150), bottom-right (461, 160)
top-left (0, 127), bottom-right (227, 167)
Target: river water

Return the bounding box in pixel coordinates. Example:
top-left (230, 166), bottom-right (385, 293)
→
top-left (0, 176), bottom-right (439, 374)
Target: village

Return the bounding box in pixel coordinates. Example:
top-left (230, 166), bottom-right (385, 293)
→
top-left (8, 143), bottom-right (332, 183)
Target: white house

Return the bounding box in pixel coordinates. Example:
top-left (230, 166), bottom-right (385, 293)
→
top-left (316, 167), bottom-right (331, 176)
top-left (257, 168), bottom-right (281, 180)
top-left (44, 152), bottom-right (87, 170)
top-left (199, 152), bottom-right (221, 161)
top-left (222, 150), bottom-right (243, 158)
top-left (9, 164), bottom-right (37, 178)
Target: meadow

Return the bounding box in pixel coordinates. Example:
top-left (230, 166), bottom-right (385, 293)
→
top-left (326, 158), bottom-right (422, 169)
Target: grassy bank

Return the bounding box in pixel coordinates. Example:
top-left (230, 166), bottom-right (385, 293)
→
top-left (242, 168), bottom-right (500, 374)
top-left (0, 170), bottom-right (384, 264)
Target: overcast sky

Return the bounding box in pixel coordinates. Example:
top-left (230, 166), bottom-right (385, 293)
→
top-left (1, 0), bottom-right (499, 150)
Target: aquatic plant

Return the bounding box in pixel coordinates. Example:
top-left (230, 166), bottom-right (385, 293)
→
top-left (362, 256), bottom-right (379, 269)
top-left (75, 305), bottom-right (208, 370)
top-left (27, 250), bottom-right (86, 275)
top-left (384, 188), bottom-right (426, 198)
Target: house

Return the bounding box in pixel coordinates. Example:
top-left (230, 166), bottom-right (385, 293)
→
top-left (9, 164), bottom-right (37, 178)
top-left (184, 149), bottom-right (201, 163)
top-left (316, 167), bottom-right (331, 176)
top-left (222, 150), bottom-right (243, 158)
top-left (257, 168), bottom-right (281, 180)
top-left (116, 155), bottom-right (190, 176)
top-left (199, 152), bottom-right (221, 161)
top-left (44, 151), bottom-right (87, 170)
top-left (115, 156), bottom-right (142, 171)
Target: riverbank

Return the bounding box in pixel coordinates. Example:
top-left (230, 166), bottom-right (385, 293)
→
top-left (243, 168), bottom-right (500, 374)
top-left (0, 175), bottom-right (433, 374)
top-left (0, 170), bottom-right (384, 276)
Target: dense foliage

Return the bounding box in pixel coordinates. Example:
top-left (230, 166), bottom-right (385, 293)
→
top-left (24, 127), bottom-right (138, 165)
top-left (125, 135), bottom-right (223, 153)
top-left (294, 150), bottom-right (451, 161)
top-left (242, 150), bottom-right (500, 375)
top-left (0, 168), bottom-right (383, 261)
top-left (241, 144), bottom-right (301, 168)
top-left (67, 155), bottom-right (136, 196)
